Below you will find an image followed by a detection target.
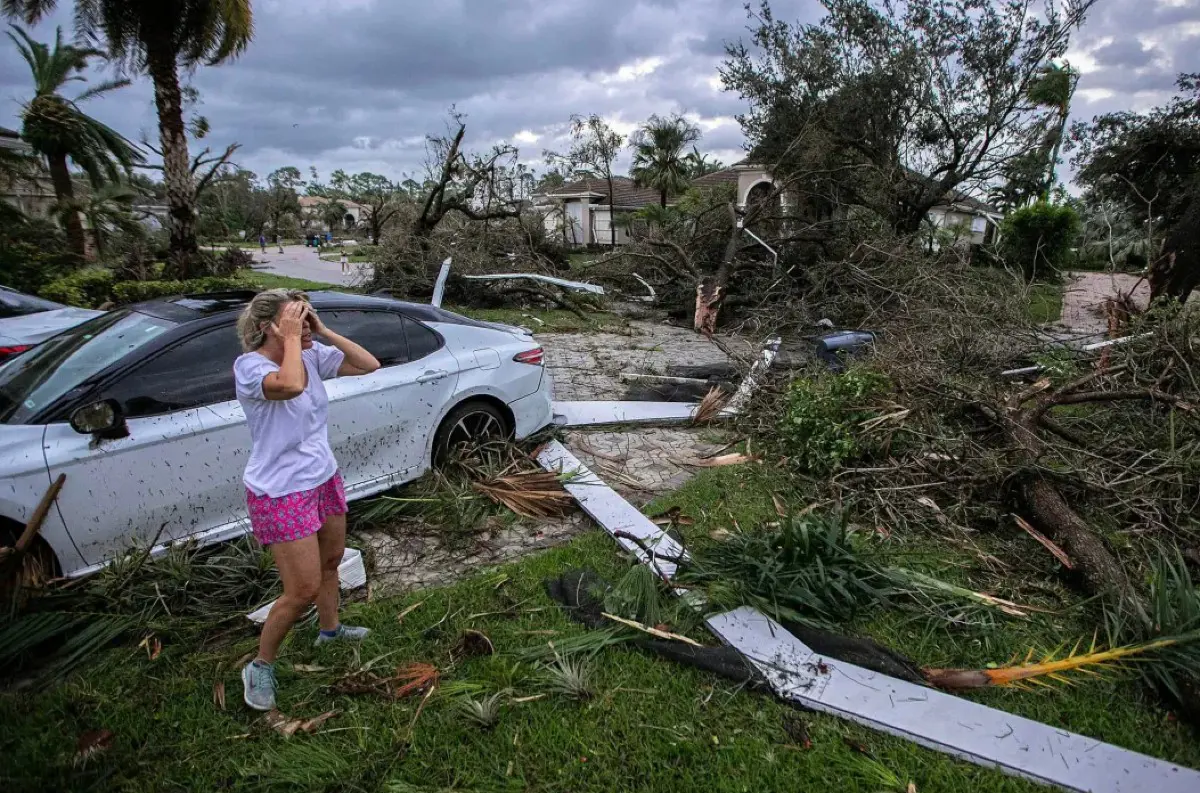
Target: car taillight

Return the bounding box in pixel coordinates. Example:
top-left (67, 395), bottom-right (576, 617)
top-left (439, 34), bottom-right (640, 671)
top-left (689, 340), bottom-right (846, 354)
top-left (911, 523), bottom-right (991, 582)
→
top-left (513, 347), bottom-right (544, 366)
top-left (0, 344), bottom-right (32, 360)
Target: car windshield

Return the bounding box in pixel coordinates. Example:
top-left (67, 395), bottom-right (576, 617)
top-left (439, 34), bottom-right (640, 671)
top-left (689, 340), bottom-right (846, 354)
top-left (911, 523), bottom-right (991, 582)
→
top-left (0, 310), bottom-right (176, 424)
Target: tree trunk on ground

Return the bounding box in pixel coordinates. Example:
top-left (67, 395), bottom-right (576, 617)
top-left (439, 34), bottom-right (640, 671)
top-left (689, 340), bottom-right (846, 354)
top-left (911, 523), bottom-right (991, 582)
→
top-left (46, 152), bottom-right (87, 261)
top-left (695, 204), bottom-right (743, 334)
top-left (147, 47), bottom-right (200, 277)
top-left (1149, 191), bottom-right (1200, 304)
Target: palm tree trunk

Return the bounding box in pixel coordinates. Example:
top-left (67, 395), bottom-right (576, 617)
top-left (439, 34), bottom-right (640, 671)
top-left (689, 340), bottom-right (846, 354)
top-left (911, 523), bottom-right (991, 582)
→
top-left (660, 190), bottom-right (668, 208)
top-left (46, 153), bottom-right (87, 261)
top-left (146, 46), bottom-right (200, 277)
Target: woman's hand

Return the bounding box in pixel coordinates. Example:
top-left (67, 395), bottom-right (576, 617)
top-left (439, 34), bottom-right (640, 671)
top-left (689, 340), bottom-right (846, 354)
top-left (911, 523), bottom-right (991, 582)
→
top-left (306, 307), bottom-right (328, 336)
top-left (270, 301), bottom-right (309, 343)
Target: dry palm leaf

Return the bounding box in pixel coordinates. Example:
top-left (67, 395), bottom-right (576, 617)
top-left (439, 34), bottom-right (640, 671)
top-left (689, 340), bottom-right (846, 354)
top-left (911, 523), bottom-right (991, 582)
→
top-left (692, 387), bottom-right (729, 424)
top-left (601, 612), bottom-right (704, 647)
top-left (473, 471), bottom-right (573, 519)
top-left (74, 729), bottom-right (114, 767)
top-left (263, 709), bottom-right (337, 737)
top-left (680, 452), bottom-right (761, 468)
top-left (393, 662), bottom-right (440, 699)
top-left (212, 681), bottom-right (226, 710)
top-left (924, 632), bottom-right (1200, 690)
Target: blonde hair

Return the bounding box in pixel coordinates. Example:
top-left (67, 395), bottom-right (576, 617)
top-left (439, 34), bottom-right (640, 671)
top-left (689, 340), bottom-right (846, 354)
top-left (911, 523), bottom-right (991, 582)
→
top-left (237, 288), bottom-right (309, 352)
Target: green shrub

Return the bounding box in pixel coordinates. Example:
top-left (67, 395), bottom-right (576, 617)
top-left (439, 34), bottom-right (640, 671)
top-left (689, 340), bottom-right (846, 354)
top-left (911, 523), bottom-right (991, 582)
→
top-left (110, 277), bottom-right (245, 305)
top-left (0, 218), bottom-right (83, 294)
top-left (777, 368), bottom-right (892, 476)
top-left (38, 267), bottom-right (116, 308)
top-left (999, 201), bottom-right (1081, 281)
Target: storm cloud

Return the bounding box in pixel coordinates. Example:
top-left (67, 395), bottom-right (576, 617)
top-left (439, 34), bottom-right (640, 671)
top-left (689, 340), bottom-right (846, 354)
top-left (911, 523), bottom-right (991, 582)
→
top-left (0, 0), bottom-right (1196, 184)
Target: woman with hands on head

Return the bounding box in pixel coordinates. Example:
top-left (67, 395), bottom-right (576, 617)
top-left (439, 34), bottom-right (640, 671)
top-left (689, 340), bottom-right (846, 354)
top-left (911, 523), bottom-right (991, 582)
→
top-left (232, 289), bottom-right (381, 711)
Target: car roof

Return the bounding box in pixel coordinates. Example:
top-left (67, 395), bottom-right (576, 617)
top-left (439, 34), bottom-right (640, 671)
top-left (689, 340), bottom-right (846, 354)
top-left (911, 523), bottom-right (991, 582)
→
top-left (125, 289), bottom-right (480, 327)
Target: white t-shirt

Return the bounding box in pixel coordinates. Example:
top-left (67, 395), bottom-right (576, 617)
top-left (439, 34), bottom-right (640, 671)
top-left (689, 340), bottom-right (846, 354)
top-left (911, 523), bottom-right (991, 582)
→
top-left (234, 342), bottom-right (345, 498)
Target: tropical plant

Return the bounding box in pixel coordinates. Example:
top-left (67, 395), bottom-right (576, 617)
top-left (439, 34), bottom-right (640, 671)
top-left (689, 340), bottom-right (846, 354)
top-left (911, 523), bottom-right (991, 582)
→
top-left (457, 693), bottom-right (504, 730)
top-left (540, 651), bottom-right (595, 701)
top-left (683, 146), bottom-right (724, 179)
top-left (64, 181), bottom-right (141, 258)
top-left (630, 114), bottom-right (702, 207)
top-left (7, 24), bottom-right (141, 259)
top-left (999, 201), bottom-right (1081, 282)
top-left (4, 0), bottom-right (255, 276)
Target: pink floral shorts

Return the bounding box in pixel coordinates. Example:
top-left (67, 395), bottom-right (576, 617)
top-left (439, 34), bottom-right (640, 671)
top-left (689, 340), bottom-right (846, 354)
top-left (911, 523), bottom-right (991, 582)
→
top-left (246, 472), bottom-right (347, 546)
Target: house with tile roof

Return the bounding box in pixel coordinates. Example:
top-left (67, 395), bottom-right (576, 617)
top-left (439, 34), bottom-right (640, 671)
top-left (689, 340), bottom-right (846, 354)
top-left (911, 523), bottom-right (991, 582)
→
top-left (534, 161), bottom-right (1004, 247)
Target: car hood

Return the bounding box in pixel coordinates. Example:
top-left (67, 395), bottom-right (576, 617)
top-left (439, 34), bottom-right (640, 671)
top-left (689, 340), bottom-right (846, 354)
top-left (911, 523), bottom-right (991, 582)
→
top-left (0, 307), bottom-right (104, 346)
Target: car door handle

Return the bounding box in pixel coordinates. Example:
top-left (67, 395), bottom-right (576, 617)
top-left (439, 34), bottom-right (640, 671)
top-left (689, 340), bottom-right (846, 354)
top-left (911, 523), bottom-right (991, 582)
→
top-left (416, 369), bottom-right (449, 384)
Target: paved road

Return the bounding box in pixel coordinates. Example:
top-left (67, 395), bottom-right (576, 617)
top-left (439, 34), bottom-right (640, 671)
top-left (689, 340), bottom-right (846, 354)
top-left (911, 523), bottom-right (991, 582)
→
top-left (1059, 271), bottom-right (1148, 334)
top-left (249, 245), bottom-right (373, 287)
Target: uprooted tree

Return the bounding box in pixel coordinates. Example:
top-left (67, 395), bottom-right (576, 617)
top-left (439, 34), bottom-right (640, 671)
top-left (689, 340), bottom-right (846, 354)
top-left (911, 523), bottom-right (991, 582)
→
top-left (721, 0), bottom-right (1094, 236)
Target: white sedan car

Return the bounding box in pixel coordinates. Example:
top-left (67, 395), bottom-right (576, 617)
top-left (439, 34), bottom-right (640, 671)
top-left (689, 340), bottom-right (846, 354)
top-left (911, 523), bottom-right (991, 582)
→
top-left (0, 290), bottom-right (554, 578)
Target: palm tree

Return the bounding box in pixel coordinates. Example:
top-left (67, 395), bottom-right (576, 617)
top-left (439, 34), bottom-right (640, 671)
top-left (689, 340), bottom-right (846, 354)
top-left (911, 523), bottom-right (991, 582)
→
top-left (4, 1), bottom-right (255, 276)
top-left (629, 114), bottom-right (701, 207)
top-left (67, 181), bottom-right (141, 258)
top-left (7, 25), bottom-right (140, 259)
top-left (684, 146), bottom-right (724, 178)
top-left (1026, 62), bottom-right (1078, 200)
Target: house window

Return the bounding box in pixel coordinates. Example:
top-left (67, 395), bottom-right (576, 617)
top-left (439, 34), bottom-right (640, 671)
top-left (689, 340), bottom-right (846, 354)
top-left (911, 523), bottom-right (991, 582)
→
top-left (971, 216), bottom-right (987, 233)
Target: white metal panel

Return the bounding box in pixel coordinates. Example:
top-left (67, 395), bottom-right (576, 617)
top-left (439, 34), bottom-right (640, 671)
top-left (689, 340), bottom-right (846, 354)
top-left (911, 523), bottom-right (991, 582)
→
top-left (553, 400), bottom-right (697, 427)
top-left (536, 441), bottom-right (685, 578)
top-left (706, 608), bottom-right (1200, 793)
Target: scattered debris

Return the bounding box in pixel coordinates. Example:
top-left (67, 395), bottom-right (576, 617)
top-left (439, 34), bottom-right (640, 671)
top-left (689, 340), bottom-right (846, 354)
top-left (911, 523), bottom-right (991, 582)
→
top-left (138, 634), bottom-right (163, 661)
top-left (264, 709), bottom-right (337, 737)
top-left (212, 680), bottom-right (226, 710)
top-left (678, 452), bottom-right (761, 468)
top-left (601, 612), bottom-right (704, 647)
top-left (692, 387), bottom-right (730, 425)
top-left (292, 664), bottom-right (327, 674)
top-left (723, 337), bottom-right (782, 415)
top-left (472, 469), bottom-right (574, 519)
top-left (396, 601), bottom-right (424, 623)
top-left (451, 629), bottom-right (496, 662)
top-left (631, 272), bottom-right (656, 302)
top-left (0, 473), bottom-right (66, 582)
top-left (781, 712), bottom-right (813, 749)
top-left (1014, 516), bottom-right (1075, 570)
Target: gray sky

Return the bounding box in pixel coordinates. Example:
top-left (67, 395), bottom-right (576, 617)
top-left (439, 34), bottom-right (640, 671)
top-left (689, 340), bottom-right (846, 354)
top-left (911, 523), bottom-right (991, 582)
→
top-left (0, 0), bottom-right (1196, 186)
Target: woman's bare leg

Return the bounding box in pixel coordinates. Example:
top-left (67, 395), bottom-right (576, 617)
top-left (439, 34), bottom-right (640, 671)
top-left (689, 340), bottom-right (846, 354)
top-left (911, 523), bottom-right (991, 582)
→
top-left (257, 534), bottom-right (323, 663)
top-left (314, 513), bottom-right (347, 631)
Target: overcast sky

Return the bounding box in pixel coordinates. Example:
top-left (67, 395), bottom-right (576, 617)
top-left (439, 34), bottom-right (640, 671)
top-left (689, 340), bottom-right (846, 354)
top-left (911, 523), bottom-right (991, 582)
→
top-left (0, 0), bottom-right (1196, 186)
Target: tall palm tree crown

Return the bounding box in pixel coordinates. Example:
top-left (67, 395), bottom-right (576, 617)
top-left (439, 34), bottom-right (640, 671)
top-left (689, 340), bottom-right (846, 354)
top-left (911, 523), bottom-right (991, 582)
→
top-left (8, 24), bottom-right (140, 258)
top-left (3, 0), bottom-right (255, 276)
top-left (630, 114), bottom-right (702, 207)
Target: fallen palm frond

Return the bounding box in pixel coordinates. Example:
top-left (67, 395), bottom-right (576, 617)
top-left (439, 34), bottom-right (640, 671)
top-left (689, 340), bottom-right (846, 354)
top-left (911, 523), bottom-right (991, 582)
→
top-left (600, 612), bottom-right (704, 647)
top-left (924, 632), bottom-right (1200, 691)
top-left (681, 452), bottom-right (762, 468)
top-left (513, 630), bottom-right (629, 662)
top-left (886, 568), bottom-right (1036, 618)
top-left (693, 386), bottom-right (730, 424)
top-left (393, 662), bottom-right (441, 699)
top-left (472, 470), bottom-right (574, 519)
top-left (1014, 516), bottom-right (1074, 569)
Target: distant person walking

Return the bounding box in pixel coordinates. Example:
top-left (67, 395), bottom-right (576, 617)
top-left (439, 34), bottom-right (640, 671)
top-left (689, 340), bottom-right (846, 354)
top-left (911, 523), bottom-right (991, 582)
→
top-left (235, 290), bottom-right (381, 712)
top-left (259, 234), bottom-right (266, 254)
top-left (340, 251), bottom-right (349, 274)
top-left (275, 234), bottom-right (284, 254)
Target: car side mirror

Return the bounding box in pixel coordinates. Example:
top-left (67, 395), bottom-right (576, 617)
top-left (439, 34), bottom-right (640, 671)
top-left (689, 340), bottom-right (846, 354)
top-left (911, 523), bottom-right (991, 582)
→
top-left (70, 399), bottom-right (128, 439)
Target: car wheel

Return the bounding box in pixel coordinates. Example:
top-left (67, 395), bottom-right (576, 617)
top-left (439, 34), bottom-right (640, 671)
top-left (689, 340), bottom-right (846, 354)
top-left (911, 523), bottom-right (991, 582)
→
top-left (433, 401), bottom-right (510, 465)
top-left (0, 520), bottom-right (61, 604)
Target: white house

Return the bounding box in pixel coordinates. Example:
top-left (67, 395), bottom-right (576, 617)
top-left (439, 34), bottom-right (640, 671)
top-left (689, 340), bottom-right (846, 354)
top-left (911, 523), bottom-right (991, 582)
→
top-left (534, 162), bottom-right (1003, 247)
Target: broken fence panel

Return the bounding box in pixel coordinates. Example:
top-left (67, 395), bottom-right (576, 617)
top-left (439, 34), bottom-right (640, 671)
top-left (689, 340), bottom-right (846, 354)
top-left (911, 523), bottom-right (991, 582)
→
top-left (706, 608), bottom-right (1200, 793)
top-left (553, 400), bottom-right (698, 427)
top-left (431, 258), bottom-right (452, 308)
top-left (462, 273), bottom-right (605, 295)
top-left (536, 441), bottom-right (685, 578)
top-left (722, 336), bottom-right (781, 415)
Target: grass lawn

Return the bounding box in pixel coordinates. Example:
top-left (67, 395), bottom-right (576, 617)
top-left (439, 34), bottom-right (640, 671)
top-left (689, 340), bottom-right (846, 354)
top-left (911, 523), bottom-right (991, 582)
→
top-left (1026, 283), bottom-right (1064, 323)
top-left (4, 463), bottom-right (1196, 793)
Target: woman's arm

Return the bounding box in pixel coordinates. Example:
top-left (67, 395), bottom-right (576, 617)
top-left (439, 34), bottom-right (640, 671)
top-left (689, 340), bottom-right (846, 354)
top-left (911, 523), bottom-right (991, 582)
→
top-left (310, 310), bottom-right (381, 376)
top-left (262, 302), bottom-right (308, 400)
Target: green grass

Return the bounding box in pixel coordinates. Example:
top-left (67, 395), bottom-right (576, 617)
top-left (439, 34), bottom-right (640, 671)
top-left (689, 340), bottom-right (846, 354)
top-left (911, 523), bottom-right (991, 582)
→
top-left (1026, 283), bottom-right (1064, 324)
top-left (4, 463), bottom-right (1196, 792)
top-left (0, 528), bottom-right (1048, 793)
top-left (449, 306), bottom-right (629, 334)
